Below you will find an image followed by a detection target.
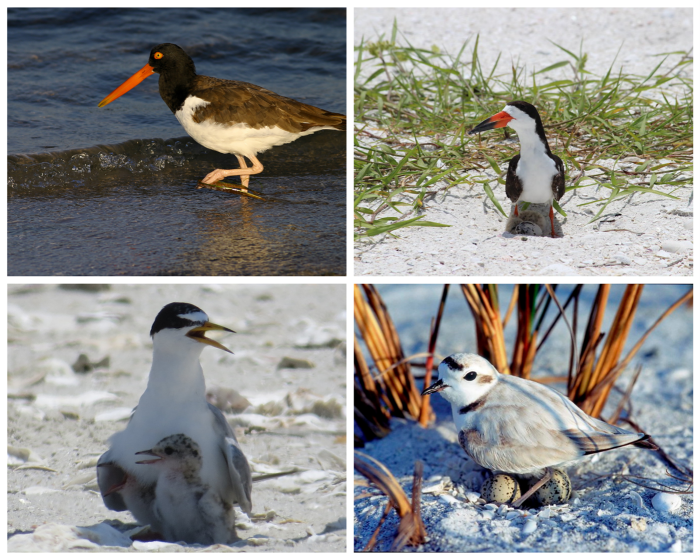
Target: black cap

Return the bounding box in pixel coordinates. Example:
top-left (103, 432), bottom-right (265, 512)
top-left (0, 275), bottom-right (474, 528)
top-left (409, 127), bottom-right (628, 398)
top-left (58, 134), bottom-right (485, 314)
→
top-left (150, 302), bottom-right (207, 337)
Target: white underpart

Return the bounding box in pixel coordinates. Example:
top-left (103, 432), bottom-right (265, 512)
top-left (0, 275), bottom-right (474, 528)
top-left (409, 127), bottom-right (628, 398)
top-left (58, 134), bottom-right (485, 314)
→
top-left (107, 327), bottom-right (230, 498)
top-left (175, 96), bottom-right (336, 158)
top-left (503, 104), bottom-right (559, 204)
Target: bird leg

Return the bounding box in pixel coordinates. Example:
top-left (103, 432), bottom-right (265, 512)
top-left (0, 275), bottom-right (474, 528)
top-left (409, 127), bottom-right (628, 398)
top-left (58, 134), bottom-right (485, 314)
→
top-left (511, 467), bottom-right (552, 508)
top-left (514, 204), bottom-right (520, 217)
top-left (549, 205), bottom-right (557, 238)
top-left (201, 155), bottom-right (264, 189)
top-left (235, 155), bottom-right (250, 189)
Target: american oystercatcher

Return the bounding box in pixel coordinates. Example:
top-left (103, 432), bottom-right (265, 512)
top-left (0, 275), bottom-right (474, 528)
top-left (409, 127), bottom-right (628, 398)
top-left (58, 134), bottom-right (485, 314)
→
top-left (469, 101), bottom-right (565, 237)
top-left (98, 43), bottom-right (346, 191)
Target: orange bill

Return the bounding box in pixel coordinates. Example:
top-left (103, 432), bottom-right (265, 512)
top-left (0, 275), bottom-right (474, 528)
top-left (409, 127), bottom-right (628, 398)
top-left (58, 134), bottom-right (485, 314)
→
top-left (98, 63), bottom-right (155, 108)
top-left (468, 110), bottom-right (514, 134)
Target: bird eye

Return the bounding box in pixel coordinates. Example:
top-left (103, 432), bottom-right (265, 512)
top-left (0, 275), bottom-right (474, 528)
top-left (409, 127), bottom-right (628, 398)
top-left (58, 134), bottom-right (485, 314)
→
top-left (154, 52), bottom-right (163, 60)
top-left (164, 446), bottom-right (174, 455)
top-left (464, 371), bottom-right (477, 381)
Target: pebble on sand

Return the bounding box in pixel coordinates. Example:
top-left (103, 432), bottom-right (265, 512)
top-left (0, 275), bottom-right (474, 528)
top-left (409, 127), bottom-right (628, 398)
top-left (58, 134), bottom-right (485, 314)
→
top-left (651, 492), bottom-right (682, 513)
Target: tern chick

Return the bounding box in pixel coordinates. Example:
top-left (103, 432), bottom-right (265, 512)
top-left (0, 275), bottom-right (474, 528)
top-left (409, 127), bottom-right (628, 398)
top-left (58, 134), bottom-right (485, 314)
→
top-left (422, 353), bottom-right (656, 507)
top-left (136, 434), bottom-right (238, 544)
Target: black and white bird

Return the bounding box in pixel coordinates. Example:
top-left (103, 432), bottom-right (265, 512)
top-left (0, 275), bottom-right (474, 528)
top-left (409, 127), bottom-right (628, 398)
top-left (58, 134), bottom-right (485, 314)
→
top-left (469, 101), bottom-right (566, 237)
top-left (97, 302), bottom-right (252, 543)
top-left (98, 43), bottom-right (346, 190)
top-left (135, 434), bottom-right (238, 545)
top-left (422, 353), bottom-right (657, 507)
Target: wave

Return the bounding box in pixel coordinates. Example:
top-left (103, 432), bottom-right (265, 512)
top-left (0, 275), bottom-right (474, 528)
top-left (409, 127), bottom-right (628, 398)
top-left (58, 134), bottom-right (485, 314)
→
top-left (8, 132), bottom-right (345, 191)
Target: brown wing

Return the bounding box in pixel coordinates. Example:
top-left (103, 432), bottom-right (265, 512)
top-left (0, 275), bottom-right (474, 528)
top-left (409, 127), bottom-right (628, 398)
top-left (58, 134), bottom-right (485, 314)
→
top-left (190, 75), bottom-right (345, 133)
top-left (505, 155), bottom-right (522, 203)
top-left (551, 153), bottom-right (566, 201)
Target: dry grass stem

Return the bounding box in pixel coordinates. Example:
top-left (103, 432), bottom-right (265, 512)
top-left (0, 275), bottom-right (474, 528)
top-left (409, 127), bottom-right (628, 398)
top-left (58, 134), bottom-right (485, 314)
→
top-left (355, 284), bottom-right (426, 443)
top-left (461, 284), bottom-right (509, 373)
top-left (418, 285), bottom-right (449, 426)
top-left (580, 287), bottom-right (693, 414)
top-left (355, 453), bottom-right (426, 551)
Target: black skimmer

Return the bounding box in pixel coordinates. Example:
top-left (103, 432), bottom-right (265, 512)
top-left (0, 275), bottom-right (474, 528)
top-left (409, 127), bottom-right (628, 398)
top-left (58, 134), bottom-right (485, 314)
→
top-left (98, 43), bottom-right (346, 191)
top-left (469, 101), bottom-right (565, 237)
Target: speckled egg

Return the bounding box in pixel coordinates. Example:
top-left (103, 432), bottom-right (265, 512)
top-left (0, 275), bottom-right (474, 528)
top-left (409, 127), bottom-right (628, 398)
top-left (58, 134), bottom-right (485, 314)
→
top-left (534, 469), bottom-right (571, 506)
top-left (481, 474), bottom-right (521, 504)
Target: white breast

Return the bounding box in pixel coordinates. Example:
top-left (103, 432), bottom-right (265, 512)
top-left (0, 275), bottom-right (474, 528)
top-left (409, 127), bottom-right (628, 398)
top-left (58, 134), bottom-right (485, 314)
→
top-left (515, 151), bottom-right (558, 204)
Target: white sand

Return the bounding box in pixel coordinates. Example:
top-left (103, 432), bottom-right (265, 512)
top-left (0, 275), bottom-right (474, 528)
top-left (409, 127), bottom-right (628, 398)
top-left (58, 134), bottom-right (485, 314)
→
top-left (354, 284), bottom-right (693, 552)
top-left (8, 284), bottom-right (346, 552)
top-left (354, 8), bottom-right (693, 276)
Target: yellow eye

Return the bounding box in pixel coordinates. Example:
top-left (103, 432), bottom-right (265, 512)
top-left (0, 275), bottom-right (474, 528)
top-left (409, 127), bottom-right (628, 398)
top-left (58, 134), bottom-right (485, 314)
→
top-left (154, 52), bottom-right (163, 59)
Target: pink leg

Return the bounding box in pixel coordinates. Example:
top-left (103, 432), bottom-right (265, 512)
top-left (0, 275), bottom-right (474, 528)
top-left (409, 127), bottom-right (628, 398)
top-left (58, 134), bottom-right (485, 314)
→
top-left (234, 155), bottom-right (250, 189)
top-left (201, 154), bottom-right (263, 188)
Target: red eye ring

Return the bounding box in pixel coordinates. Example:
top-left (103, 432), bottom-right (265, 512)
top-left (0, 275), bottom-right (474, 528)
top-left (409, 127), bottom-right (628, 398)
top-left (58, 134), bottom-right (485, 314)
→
top-left (154, 52), bottom-right (163, 59)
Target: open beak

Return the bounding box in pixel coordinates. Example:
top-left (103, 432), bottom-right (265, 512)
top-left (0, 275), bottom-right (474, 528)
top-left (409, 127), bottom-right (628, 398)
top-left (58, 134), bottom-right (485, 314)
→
top-left (421, 378), bottom-right (449, 395)
top-left (98, 63), bottom-right (155, 108)
top-left (186, 321), bottom-right (235, 354)
top-left (468, 110), bottom-right (514, 135)
top-left (134, 448), bottom-right (163, 465)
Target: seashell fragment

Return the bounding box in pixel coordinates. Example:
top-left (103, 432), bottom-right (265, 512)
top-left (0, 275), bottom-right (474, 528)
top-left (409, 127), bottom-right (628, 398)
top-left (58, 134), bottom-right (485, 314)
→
top-left (522, 519), bottom-right (537, 535)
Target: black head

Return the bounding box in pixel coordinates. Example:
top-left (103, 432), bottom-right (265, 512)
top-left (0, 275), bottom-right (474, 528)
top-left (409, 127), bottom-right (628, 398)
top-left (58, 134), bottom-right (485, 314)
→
top-left (150, 302), bottom-right (207, 337)
top-left (506, 100), bottom-right (541, 121)
top-left (148, 43), bottom-right (196, 76)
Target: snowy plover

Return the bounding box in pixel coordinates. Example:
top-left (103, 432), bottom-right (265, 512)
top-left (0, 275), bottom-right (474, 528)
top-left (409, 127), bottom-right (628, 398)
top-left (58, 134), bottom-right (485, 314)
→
top-left (422, 353), bottom-right (656, 507)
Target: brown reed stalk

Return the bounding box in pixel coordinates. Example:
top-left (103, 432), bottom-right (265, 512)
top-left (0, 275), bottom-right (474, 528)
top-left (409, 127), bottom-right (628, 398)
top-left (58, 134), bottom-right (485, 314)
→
top-left (580, 287), bottom-right (693, 416)
top-left (354, 334), bottom-right (390, 444)
top-left (512, 285), bottom-right (542, 379)
top-left (573, 285), bottom-right (611, 400)
top-left (355, 284), bottom-right (421, 417)
top-left (354, 284), bottom-right (423, 443)
top-left (355, 453), bottom-right (425, 551)
top-left (460, 284), bottom-right (509, 374)
top-left (587, 285), bottom-right (644, 416)
top-left (418, 285), bottom-right (449, 427)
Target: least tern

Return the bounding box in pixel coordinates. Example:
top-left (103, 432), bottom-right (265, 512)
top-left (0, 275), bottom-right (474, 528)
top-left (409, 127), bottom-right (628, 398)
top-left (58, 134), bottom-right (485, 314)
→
top-left (422, 353), bottom-right (656, 507)
top-left (135, 434), bottom-right (238, 544)
top-left (97, 302), bottom-right (252, 541)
